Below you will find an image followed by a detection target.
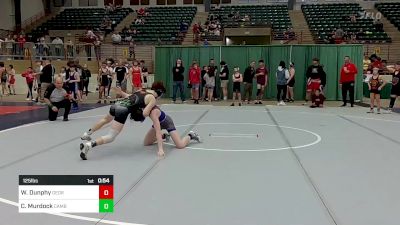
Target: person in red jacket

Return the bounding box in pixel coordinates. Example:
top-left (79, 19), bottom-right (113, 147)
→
top-left (188, 62), bottom-right (201, 104)
top-left (22, 67), bottom-right (35, 101)
top-left (339, 56), bottom-right (358, 107)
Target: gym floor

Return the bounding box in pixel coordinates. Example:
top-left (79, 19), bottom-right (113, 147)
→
top-left (0, 103), bottom-right (399, 225)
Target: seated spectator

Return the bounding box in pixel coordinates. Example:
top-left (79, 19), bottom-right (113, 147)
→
top-left (111, 32), bottom-right (122, 44)
top-left (374, 19), bottom-right (383, 32)
top-left (122, 26), bottom-right (129, 33)
top-left (214, 29), bottom-right (221, 36)
top-left (310, 89), bottom-right (325, 108)
top-left (335, 27), bottom-right (344, 39)
top-left (214, 3), bottom-right (220, 9)
top-left (44, 76), bottom-right (72, 121)
top-left (350, 14), bottom-right (357, 23)
top-left (138, 7), bottom-right (145, 16)
top-left (124, 35), bottom-right (132, 42)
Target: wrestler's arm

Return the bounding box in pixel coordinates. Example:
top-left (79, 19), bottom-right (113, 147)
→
top-left (149, 109), bottom-right (164, 157)
top-left (143, 94), bottom-right (156, 117)
top-left (112, 87), bottom-right (130, 98)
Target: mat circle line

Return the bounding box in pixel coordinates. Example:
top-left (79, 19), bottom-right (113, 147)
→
top-left (164, 122), bottom-right (322, 152)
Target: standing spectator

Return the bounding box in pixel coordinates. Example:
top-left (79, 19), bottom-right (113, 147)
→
top-left (93, 38), bottom-right (101, 61)
top-left (17, 34), bottom-right (26, 59)
top-left (129, 41), bottom-right (135, 59)
top-left (368, 67), bottom-right (386, 114)
top-left (201, 66), bottom-right (208, 100)
top-left (193, 23), bottom-right (200, 44)
top-left (98, 62), bottom-right (110, 104)
top-left (363, 54), bottom-right (371, 73)
top-left (243, 61), bottom-right (256, 104)
top-left (203, 65), bottom-right (215, 103)
top-left (44, 76), bottom-right (72, 121)
top-left (255, 60), bottom-right (268, 104)
top-left (33, 61), bottom-right (43, 102)
top-left (304, 58), bottom-right (326, 105)
top-left (59, 66), bottom-right (67, 80)
top-left (5, 35), bottom-right (14, 59)
top-left (339, 56), bottom-right (358, 107)
top-left (52, 37), bottom-right (64, 59)
top-left (208, 59), bottom-right (218, 100)
top-left (172, 58), bottom-right (185, 103)
top-left (65, 65), bottom-right (80, 110)
top-left (7, 65), bottom-right (16, 95)
top-left (0, 62), bottom-right (7, 95)
top-left (188, 62), bottom-right (201, 104)
top-left (21, 67), bottom-right (35, 101)
top-left (106, 59), bottom-right (114, 98)
top-left (130, 60), bottom-right (142, 92)
top-left (388, 61), bottom-right (400, 112)
top-left (286, 62), bottom-right (296, 102)
top-left (81, 64), bottom-right (91, 97)
top-left (35, 60), bottom-right (55, 103)
top-left (140, 60), bottom-right (149, 88)
top-left (219, 61), bottom-right (229, 101)
top-left (66, 39), bottom-right (74, 59)
top-left (276, 61), bottom-right (289, 106)
top-left (231, 66), bottom-right (243, 106)
top-left (113, 60), bottom-right (128, 95)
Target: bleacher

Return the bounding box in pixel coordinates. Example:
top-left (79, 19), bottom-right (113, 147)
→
top-left (375, 3), bottom-right (400, 31)
top-left (303, 3), bottom-right (391, 43)
top-left (209, 5), bottom-right (292, 39)
top-left (30, 8), bottom-right (132, 38)
top-left (123, 7), bottom-right (197, 44)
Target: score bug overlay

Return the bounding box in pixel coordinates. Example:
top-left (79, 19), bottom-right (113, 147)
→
top-left (18, 175), bottom-right (114, 213)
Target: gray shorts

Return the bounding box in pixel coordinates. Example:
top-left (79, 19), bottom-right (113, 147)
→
top-left (153, 115), bottom-right (176, 132)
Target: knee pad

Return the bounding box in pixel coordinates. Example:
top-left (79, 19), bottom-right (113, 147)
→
top-left (101, 128), bottom-right (120, 144)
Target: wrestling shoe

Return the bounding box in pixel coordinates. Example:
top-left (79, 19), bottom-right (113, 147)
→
top-left (188, 131), bottom-right (201, 143)
top-left (79, 142), bottom-right (91, 160)
top-left (388, 108), bottom-right (393, 113)
top-left (162, 133), bottom-right (171, 142)
top-left (81, 132), bottom-right (92, 141)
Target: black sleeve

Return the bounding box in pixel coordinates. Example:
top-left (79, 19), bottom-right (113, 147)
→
top-left (44, 84), bottom-right (55, 99)
top-left (87, 70), bottom-right (91, 78)
top-left (63, 84), bottom-right (71, 94)
top-left (180, 66), bottom-right (185, 74)
top-left (306, 66), bottom-right (312, 79)
top-left (320, 67), bottom-right (327, 86)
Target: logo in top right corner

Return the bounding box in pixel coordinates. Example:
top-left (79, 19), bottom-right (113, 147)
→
top-left (358, 11), bottom-right (382, 20)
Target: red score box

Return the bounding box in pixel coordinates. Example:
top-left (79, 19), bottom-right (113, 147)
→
top-left (99, 185), bottom-right (114, 199)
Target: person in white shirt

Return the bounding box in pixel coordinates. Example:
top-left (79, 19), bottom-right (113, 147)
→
top-left (111, 33), bottom-right (122, 44)
top-left (51, 37), bottom-right (64, 58)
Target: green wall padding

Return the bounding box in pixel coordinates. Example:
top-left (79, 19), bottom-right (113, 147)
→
top-left (155, 45), bottom-right (364, 101)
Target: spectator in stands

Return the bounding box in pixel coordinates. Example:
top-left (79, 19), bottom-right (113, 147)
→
top-left (374, 19), bottom-right (383, 32)
top-left (105, 3), bottom-right (115, 14)
top-left (111, 32), bottom-right (122, 44)
top-left (350, 14), bottom-right (357, 23)
top-left (52, 37), bottom-right (64, 59)
top-left (129, 41), bottom-right (135, 59)
top-left (16, 34), bottom-right (26, 59)
top-left (214, 3), bottom-right (220, 9)
top-left (180, 21), bottom-right (189, 33)
top-left (172, 58), bottom-right (185, 103)
top-left (363, 54), bottom-right (371, 72)
top-left (138, 7), bottom-right (146, 16)
top-left (44, 76), bottom-right (72, 121)
top-left (193, 23), bottom-right (200, 44)
top-left (93, 37), bottom-right (101, 61)
top-left (66, 39), bottom-right (74, 59)
top-left (22, 66), bottom-right (35, 101)
top-left (203, 39), bottom-right (209, 47)
top-left (4, 35), bottom-right (14, 59)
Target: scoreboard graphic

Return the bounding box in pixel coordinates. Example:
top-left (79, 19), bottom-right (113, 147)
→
top-left (19, 175), bottom-right (114, 213)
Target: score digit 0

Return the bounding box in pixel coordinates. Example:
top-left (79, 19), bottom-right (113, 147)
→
top-left (104, 190), bottom-right (109, 196)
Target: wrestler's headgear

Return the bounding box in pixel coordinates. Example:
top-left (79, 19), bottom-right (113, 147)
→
top-left (151, 81), bottom-right (166, 98)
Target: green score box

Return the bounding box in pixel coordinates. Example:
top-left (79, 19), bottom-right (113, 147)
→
top-left (99, 199), bottom-right (114, 213)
